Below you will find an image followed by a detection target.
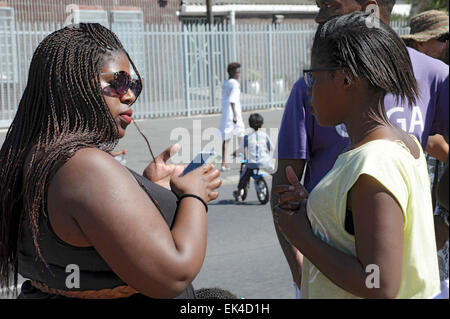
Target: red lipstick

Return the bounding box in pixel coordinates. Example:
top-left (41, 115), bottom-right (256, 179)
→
top-left (119, 109), bottom-right (133, 124)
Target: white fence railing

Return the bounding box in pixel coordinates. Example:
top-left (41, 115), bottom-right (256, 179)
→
top-left (0, 21), bottom-right (410, 128)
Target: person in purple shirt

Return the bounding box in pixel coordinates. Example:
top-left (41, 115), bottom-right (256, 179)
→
top-left (270, 0), bottom-right (449, 298)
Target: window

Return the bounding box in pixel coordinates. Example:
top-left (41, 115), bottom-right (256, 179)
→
top-left (67, 6), bottom-right (109, 28)
top-left (181, 16), bottom-right (223, 26)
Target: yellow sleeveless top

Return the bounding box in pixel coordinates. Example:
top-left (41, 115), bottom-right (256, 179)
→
top-left (301, 137), bottom-right (440, 299)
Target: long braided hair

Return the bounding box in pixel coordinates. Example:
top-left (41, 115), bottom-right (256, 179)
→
top-left (0, 23), bottom-right (143, 290)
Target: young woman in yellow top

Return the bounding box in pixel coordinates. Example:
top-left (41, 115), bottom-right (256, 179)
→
top-left (274, 11), bottom-right (440, 299)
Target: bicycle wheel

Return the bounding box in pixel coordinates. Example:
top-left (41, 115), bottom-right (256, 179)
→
top-left (241, 185), bottom-right (248, 201)
top-left (255, 178), bottom-right (269, 205)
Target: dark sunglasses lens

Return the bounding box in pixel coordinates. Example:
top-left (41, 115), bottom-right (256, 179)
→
top-left (112, 72), bottom-right (131, 95)
top-left (131, 79), bottom-right (142, 98)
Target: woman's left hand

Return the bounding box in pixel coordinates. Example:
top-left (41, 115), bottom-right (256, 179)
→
top-left (143, 144), bottom-right (186, 189)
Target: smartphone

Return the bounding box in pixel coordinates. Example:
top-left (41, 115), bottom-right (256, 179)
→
top-left (183, 151), bottom-right (215, 175)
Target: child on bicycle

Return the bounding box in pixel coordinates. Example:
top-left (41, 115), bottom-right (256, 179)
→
top-left (233, 113), bottom-right (274, 202)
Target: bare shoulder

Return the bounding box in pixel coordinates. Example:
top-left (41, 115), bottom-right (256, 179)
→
top-left (59, 147), bottom-right (118, 170)
top-left (48, 147), bottom-right (137, 210)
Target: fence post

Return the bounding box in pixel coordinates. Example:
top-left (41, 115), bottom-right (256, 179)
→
top-left (182, 24), bottom-right (191, 117)
top-left (266, 24), bottom-right (273, 108)
top-left (208, 24), bottom-right (216, 114)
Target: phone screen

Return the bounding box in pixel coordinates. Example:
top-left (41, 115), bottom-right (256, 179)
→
top-left (183, 151), bottom-right (215, 175)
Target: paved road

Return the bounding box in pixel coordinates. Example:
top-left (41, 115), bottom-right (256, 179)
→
top-left (193, 181), bottom-right (294, 299)
top-left (1, 108), bottom-right (294, 299)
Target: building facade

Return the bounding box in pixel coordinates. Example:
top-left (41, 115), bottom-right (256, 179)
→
top-left (0, 0), bottom-right (180, 25)
top-left (0, 1), bottom-right (411, 26)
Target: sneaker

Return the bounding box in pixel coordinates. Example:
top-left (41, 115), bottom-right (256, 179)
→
top-left (233, 190), bottom-right (242, 202)
top-left (221, 165), bottom-right (230, 172)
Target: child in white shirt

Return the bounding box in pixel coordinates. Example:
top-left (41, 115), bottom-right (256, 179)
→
top-left (233, 113), bottom-right (274, 202)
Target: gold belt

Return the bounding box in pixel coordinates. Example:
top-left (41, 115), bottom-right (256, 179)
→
top-left (30, 280), bottom-right (139, 299)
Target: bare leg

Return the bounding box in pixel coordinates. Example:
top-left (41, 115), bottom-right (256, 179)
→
top-left (222, 140), bottom-right (229, 169)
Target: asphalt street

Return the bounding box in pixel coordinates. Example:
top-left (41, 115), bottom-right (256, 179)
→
top-left (0, 108), bottom-right (295, 299)
top-left (193, 181), bottom-right (294, 299)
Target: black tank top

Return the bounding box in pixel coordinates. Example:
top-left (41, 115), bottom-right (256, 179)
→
top-left (18, 169), bottom-right (195, 299)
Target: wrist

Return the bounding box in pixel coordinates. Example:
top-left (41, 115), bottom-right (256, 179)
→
top-left (300, 198), bottom-right (308, 213)
top-left (294, 202), bottom-right (313, 250)
top-left (177, 194), bottom-right (208, 213)
top-left (300, 213), bottom-right (315, 249)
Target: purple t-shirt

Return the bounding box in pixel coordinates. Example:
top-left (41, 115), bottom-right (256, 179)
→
top-left (277, 47), bottom-right (449, 192)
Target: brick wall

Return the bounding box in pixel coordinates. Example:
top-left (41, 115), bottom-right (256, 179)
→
top-left (0, 0), bottom-right (182, 24)
top-left (0, 0), bottom-right (317, 26)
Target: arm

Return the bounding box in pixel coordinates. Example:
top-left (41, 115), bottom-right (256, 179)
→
top-left (231, 103), bottom-right (237, 123)
top-left (270, 79), bottom-right (310, 289)
top-left (271, 158), bottom-right (306, 288)
top-left (276, 174), bottom-right (404, 299)
top-left (426, 134), bottom-right (449, 163)
top-left (232, 137), bottom-right (245, 159)
top-left (229, 81), bottom-right (240, 124)
top-left (431, 74), bottom-right (449, 143)
top-left (48, 148), bottom-right (220, 298)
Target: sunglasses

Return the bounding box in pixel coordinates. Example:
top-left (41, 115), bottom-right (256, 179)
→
top-left (437, 34), bottom-right (449, 43)
top-left (99, 71), bottom-right (142, 100)
top-left (303, 67), bottom-right (344, 87)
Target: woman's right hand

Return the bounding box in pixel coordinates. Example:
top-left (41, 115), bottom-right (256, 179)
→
top-left (170, 164), bottom-right (222, 203)
top-left (273, 165), bottom-right (309, 211)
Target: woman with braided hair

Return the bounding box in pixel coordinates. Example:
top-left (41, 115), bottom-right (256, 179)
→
top-left (0, 23), bottom-right (221, 299)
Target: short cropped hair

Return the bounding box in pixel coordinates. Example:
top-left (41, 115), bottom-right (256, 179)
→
top-left (249, 113), bottom-right (264, 131)
top-left (227, 62), bottom-right (241, 77)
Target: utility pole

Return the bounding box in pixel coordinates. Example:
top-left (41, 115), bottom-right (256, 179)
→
top-left (206, 0), bottom-right (215, 113)
top-left (206, 0), bottom-right (214, 25)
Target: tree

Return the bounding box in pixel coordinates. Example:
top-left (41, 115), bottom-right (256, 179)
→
top-left (407, 0), bottom-right (449, 15)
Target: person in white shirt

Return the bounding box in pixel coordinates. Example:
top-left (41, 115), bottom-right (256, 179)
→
top-left (233, 113), bottom-right (274, 202)
top-left (219, 62), bottom-right (245, 171)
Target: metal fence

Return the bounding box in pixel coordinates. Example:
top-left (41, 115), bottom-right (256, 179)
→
top-left (0, 20), bottom-right (410, 128)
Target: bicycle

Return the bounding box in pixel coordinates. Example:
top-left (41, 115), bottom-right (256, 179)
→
top-left (234, 153), bottom-right (269, 205)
